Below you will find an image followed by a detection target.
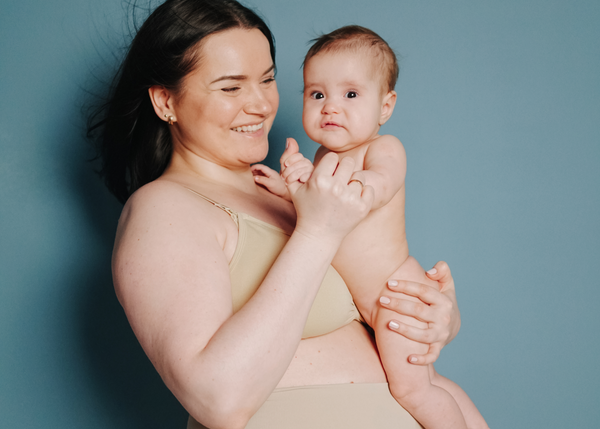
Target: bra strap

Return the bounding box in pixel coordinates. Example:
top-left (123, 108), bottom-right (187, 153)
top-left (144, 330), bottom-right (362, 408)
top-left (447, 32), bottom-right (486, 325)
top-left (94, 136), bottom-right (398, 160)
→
top-left (185, 188), bottom-right (239, 227)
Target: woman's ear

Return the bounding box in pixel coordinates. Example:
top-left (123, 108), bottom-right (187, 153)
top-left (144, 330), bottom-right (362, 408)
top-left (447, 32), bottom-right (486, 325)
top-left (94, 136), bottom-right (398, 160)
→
top-left (148, 85), bottom-right (177, 124)
top-left (378, 90), bottom-right (397, 126)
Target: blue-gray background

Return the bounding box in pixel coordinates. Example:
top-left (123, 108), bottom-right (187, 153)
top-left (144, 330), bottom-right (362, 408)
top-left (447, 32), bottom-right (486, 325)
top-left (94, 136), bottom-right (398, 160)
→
top-left (1, 0), bottom-right (598, 427)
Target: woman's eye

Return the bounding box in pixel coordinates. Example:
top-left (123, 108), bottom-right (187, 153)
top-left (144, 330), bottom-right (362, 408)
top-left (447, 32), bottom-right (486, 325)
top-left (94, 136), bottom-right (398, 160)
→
top-left (345, 91), bottom-right (358, 98)
top-left (311, 92), bottom-right (324, 100)
top-left (262, 77), bottom-right (275, 84)
top-left (222, 87), bottom-right (240, 93)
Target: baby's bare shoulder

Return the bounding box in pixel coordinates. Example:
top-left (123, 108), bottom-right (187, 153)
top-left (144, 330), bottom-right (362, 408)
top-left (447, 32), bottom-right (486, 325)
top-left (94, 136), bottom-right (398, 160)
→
top-left (366, 134), bottom-right (405, 159)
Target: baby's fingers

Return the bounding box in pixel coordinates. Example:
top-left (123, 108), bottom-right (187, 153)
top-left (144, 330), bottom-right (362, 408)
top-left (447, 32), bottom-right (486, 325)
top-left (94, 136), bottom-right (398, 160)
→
top-left (280, 138), bottom-right (300, 171)
top-left (251, 164), bottom-right (278, 178)
top-left (284, 166), bottom-right (314, 184)
top-left (282, 158), bottom-right (314, 183)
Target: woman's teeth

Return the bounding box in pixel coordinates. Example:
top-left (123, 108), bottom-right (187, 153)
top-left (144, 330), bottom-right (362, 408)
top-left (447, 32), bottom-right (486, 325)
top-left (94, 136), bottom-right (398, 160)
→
top-left (232, 123), bottom-right (264, 133)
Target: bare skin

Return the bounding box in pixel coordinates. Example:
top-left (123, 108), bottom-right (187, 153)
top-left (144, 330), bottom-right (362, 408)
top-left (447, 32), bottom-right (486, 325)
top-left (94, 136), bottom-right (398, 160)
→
top-left (255, 48), bottom-right (488, 428)
top-left (114, 28), bottom-right (462, 429)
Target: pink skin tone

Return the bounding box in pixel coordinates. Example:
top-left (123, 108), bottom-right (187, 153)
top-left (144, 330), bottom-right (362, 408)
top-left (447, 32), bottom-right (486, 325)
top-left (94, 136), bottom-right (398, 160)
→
top-left (253, 47), bottom-right (489, 429)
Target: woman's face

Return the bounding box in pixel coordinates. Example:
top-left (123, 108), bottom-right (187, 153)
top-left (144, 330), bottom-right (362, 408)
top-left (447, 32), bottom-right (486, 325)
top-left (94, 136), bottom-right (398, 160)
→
top-left (170, 28), bottom-right (279, 168)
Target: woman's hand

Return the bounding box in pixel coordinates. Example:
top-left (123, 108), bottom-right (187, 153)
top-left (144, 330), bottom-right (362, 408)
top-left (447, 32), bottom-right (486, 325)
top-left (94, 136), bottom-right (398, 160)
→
top-left (379, 261), bottom-right (460, 365)
top-left (284, 138), bottom-right (373, 243)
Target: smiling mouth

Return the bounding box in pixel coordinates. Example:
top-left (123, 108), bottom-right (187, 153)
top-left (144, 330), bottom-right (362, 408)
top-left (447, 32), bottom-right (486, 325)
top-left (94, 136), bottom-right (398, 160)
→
top-left (231, 123), bottom-right (264, 133)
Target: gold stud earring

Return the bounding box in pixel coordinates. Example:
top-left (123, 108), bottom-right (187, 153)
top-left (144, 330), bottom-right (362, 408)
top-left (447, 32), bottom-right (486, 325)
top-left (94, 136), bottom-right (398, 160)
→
top-left (164, 114), bottom-right (175, 125)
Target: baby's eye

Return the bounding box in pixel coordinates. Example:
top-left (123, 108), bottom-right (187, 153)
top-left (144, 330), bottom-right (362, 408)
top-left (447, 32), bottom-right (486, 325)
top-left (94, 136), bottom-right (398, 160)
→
top-left (310, 92), bottom-right (324, 100)
top-left (222, 86), bottom-right (240, 93)
top-left (345, 91), bottom-right (358, 99)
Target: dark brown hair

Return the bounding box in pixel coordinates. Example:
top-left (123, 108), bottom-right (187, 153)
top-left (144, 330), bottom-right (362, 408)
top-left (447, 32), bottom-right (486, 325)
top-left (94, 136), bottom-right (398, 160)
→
top-left (304, 25), bottom-right (398, 93)
top-left (88, 0), bottom-right (275, 203)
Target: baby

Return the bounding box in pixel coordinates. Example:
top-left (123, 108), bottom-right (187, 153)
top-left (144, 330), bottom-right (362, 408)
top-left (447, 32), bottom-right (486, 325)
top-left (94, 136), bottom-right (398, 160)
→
top-left (253, 26), bottom-right (488, 428)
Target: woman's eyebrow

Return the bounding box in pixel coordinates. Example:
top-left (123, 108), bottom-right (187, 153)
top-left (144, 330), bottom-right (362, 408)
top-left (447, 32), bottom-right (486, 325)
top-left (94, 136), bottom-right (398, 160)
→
top-left (210, 65), bottom-right (275, 84)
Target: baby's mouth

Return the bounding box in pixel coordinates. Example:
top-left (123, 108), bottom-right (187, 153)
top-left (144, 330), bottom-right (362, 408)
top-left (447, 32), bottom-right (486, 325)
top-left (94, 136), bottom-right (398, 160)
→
top-left (231, 123), bottom-right (264, 133)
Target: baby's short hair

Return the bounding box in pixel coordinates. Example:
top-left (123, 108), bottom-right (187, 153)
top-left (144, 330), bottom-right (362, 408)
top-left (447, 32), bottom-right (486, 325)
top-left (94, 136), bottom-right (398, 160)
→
top-left (304, 25), bottom-right (399, 93)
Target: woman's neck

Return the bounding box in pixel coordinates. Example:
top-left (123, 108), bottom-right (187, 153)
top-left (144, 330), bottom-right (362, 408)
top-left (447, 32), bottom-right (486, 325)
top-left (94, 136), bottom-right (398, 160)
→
top-left (164, 150), bottom-right (259, 195)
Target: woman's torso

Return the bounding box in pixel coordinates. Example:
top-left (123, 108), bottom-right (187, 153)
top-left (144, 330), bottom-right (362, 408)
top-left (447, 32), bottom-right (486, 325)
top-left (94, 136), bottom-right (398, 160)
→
top-left (166, 178), bottom-right (389, 387)
top-left (155, 177), bottom-right (419, 427)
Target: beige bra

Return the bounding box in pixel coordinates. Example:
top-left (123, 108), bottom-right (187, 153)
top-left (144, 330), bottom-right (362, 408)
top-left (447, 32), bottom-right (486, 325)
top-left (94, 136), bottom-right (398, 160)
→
top-left (187, 188), bottom-right (361, 339)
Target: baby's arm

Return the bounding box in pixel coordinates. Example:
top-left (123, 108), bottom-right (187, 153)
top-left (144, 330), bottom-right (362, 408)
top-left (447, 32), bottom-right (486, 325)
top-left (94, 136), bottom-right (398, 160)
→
top-left (314, 136), bottom-right (406, 208)
top-left (252, 138), bottom-right (315, 201)
top-left (251, 164), bottom-right (291, 201)
top-left (358, 135), bottom-right (407, 209)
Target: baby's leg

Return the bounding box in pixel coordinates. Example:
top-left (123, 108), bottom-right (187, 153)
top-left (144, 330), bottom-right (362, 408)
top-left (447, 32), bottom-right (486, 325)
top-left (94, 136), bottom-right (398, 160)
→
top-left (374, 256), bottom-right (467, 428)
top-left (429, 366), bottom-right (490, 429)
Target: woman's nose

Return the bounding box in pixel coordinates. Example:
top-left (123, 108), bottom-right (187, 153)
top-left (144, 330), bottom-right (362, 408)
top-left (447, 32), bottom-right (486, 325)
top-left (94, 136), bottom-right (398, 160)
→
top-left (245, 87), bottom-right (273, 116)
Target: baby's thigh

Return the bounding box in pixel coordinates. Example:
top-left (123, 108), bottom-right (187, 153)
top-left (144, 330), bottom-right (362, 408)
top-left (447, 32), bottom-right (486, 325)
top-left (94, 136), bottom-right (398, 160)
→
top-left (379, 256), bottom-right (439, 329)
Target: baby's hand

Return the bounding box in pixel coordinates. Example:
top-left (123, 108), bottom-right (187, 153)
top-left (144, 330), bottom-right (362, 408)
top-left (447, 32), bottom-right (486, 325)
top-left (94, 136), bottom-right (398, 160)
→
top-left (251, 164), bottom-right (291, 202)
top-left (280, 138), bottom-right (314, 185)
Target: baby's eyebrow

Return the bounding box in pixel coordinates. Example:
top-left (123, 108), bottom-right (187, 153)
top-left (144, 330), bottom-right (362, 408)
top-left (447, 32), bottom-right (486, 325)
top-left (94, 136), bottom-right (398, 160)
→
top-left (337, 80), bottom-right (366, 89)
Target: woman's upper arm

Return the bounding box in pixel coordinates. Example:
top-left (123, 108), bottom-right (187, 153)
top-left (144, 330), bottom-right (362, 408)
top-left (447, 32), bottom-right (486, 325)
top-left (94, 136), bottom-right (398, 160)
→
top-left (112, 181), bottom-right (234, 389)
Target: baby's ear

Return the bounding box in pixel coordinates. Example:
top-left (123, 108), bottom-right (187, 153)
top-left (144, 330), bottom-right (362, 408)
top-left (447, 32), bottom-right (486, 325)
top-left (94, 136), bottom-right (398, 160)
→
top-left (379, 90), bottom-right (397, 125)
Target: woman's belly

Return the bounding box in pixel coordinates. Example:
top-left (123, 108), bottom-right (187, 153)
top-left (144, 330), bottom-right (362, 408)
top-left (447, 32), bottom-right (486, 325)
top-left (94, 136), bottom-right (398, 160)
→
top-left (277, 320), bottom-right (388, 388)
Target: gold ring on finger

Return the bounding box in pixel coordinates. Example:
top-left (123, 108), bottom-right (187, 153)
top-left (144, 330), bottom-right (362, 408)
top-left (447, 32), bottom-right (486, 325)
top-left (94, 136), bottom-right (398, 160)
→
top-left (348, 178), bottom-right (365, 187)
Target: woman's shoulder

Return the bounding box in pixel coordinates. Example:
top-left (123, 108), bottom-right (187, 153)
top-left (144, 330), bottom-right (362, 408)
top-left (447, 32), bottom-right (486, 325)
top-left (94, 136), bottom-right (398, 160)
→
top-left (127, 179), bottom-right (191, 206)
top-left (119, 179), bottom-right (231, 235)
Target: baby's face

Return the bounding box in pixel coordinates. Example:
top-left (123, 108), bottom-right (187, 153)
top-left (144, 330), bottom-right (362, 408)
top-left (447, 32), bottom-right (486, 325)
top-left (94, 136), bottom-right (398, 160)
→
top-left (303, 50), bottom-right (388, 152)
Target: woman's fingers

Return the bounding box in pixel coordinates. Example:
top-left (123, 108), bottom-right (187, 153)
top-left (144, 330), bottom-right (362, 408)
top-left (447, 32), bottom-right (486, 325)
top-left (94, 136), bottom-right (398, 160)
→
top-left (385, 315), bottom-right (442, 365)
top-left (348, 171), bottom-right (367, 189)
top-left (314, 151), bottom-right (342, 177)
top-left (333, 155), bottom-right (357, 180)
top-left (379, 288), bottom-right (437, 323)
top-left (288, 151), bottom-right (372, 241)
top-left (387, 279), bottom-right (446, 306)
top-left (426, 261), bottom-right (454, 292)
top-left (407, 346), bottom-right (442, 366)
top-left (381, 262), bottom-right (460, 365)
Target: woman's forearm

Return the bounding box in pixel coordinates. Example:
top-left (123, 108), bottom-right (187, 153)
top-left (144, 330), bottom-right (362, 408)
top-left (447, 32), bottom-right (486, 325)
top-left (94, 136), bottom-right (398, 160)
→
top-left (172, 231), bottom-right (342, 427)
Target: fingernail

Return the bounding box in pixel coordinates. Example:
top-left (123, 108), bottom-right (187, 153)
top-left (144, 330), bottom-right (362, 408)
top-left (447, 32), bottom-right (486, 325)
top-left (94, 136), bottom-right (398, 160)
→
top-left (389, 321), bottom-right (400, 330)
top-left (427, 268), bottom-right (437, 275)
top-left (409, 356), bottom-right (418, 363)
top-left (379, 296), bottom-right (391, 304)
top-left (388, 280), bottom-right (398, 288)
top-left (286, 139), bottom-right (290, 149)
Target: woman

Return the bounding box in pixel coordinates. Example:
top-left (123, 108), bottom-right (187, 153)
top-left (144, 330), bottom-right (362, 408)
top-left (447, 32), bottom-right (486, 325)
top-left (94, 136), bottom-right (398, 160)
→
top-left (89, 1), bottom-right (461, 427)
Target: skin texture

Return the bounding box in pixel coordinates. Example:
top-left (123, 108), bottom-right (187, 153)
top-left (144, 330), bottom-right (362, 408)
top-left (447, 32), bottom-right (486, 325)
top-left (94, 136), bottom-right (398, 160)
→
top-left (256, 48), bottom-right (488, 428)
top-left (114, 28), bottom-right (462, 429)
